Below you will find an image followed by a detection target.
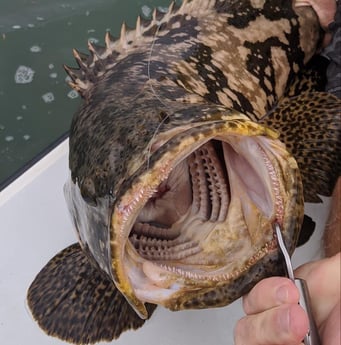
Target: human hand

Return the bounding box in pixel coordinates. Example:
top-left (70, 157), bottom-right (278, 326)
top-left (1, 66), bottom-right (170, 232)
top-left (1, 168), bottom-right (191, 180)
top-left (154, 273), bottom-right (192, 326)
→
top-left (234, 253), bottom-right (340, 345)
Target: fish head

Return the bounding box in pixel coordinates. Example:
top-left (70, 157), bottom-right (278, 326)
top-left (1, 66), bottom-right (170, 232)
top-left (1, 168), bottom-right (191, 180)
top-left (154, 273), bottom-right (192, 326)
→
top-left (62, 0), bottom-right (312, 319)
top-left (104, 107), bottom-right (304, 318)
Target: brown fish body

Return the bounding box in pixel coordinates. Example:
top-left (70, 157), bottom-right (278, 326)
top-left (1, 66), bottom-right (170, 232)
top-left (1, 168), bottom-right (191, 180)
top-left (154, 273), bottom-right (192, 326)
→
top-left (27, 0), bottom-right (341, 343)
top-left (63, 0), bottom-right (322, 317)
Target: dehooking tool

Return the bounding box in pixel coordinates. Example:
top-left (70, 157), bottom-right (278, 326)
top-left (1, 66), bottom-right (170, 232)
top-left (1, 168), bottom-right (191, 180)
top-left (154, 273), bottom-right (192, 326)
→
top-left (275, 223), bottom-right (321, 345)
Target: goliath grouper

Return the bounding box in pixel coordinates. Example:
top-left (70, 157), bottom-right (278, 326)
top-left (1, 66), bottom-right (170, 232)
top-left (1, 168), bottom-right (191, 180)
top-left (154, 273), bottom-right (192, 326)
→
top-left (27, 0), bottom-right (341, 343)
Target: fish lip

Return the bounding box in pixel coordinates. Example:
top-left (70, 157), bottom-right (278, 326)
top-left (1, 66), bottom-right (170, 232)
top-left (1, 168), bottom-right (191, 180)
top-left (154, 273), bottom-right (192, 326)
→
top-left (110, 118), bottom-right (302, 315)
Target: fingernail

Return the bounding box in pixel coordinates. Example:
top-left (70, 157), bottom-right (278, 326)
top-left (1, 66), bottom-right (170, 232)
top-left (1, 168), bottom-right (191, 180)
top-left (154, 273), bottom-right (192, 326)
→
top-left (279, 307), bottom-right (290, 333)
top-left (276, 285), bottom-right (289, 303)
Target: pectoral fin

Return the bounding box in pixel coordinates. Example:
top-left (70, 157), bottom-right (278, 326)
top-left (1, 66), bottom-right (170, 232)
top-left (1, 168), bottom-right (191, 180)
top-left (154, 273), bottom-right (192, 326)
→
top-left (297, 214), bottom-right (316, 246)
top-left (260, 92), bottom-right (341, 202)
top-left (27, 243), bottom-right (156, 344)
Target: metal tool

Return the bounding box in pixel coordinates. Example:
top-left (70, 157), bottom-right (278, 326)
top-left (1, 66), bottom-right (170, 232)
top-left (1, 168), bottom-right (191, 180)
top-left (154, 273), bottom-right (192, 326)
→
top-left (274, 223), bottom-right (321, 345)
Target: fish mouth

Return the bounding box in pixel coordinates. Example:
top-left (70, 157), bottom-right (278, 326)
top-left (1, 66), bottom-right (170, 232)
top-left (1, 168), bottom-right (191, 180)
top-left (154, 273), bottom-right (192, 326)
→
top-left (111, 118), bottom-right (301, 318)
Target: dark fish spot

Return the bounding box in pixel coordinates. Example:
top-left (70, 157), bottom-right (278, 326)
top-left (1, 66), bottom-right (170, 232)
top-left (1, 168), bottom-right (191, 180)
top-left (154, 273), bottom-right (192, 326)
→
top-left (159, 110), bottom-right (170, 123)
top-left (80, 178), bottom-right (98, 206)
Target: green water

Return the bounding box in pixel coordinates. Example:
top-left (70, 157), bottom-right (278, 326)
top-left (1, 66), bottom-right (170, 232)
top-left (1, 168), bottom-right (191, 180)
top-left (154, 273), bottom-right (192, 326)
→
top-left (0, 0), bottom-right (171, 186)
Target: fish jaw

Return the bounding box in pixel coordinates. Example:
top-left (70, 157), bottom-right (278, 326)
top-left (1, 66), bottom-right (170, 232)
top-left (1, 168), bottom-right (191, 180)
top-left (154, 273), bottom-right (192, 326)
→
top-left (109, 117), bottom-right (303, 316)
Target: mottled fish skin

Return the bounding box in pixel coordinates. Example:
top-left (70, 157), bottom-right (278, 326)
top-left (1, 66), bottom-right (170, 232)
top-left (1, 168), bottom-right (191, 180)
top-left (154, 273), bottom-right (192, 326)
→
top-left (25, 1), bottom-right (341, 343)
top-left (62, 0), bottom-right (323, 317)
top-left (67, 0), bottom-right (320, 196)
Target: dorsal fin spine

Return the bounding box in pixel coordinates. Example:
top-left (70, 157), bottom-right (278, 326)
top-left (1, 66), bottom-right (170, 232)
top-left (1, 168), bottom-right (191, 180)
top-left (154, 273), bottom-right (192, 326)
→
top-left (64, 65), bottom-right (89, 94)
top-left (180, 0), bottom-right (189, 11)
top-left (152, 8), bottom-right (159, 24)
top-left (135, 16), bottom-right (142, 38)
top-left (73, 49), bottom-right (89, 69)
top-left (88, 42), bottom-right (100, 62)
top-left (88, 42), bottom-right (107, 59)
top-left (68, 0), bottom-right (213, 94)
top-left (120, 22), bottom-right (127, 48)
top-left (168, 1), bottom-right (176, 14)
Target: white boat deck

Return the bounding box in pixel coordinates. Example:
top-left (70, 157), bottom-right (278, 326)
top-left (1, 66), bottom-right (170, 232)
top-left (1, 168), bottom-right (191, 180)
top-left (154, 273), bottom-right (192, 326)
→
top-left (0, 139), bottom-right (331, 345)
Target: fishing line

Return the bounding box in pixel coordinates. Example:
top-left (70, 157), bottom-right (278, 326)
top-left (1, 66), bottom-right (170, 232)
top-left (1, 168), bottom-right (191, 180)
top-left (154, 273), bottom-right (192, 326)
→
top-left (145, 20), bottom-right (172, 170)
top-left (147, 22), bottom-right (169, 109)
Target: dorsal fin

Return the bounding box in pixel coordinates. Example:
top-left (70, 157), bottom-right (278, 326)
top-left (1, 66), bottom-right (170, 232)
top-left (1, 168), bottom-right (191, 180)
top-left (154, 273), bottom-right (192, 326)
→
top-left (64, 1), bottom-right (216, 97)
top-left (88, 41), bottom-right (107, 59)
top-left (73, 49), bottom-right (90, 69)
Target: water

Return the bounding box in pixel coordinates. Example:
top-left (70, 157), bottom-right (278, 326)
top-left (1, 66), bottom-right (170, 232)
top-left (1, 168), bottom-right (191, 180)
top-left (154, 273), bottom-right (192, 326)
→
top-left (0, 0), bottom-right (171, 187)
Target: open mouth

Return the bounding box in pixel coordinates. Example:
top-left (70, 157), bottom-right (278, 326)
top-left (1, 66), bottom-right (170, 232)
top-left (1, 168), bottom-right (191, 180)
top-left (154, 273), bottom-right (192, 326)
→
top-left (128, 137), bottom-right (278, 264)
top-left (111, 121), bottom-right (297, 314)
top-left (130, 140), bottom-right (230, 259)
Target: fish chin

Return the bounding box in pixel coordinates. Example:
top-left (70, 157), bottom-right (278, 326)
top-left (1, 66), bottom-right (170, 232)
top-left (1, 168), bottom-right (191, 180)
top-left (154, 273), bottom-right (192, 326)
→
top-left (110, 119), bottom-right (301, 316)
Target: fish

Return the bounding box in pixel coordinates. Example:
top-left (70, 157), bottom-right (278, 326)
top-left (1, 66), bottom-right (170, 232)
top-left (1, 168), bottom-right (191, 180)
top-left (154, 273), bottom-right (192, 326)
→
top-left (27, 0), bottom-right (341, 343)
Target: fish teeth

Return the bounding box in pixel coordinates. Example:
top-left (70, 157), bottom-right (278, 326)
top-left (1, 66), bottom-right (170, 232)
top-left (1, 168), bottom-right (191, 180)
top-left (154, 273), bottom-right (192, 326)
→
top-left (132, 222), bottom-right (180, 240)
top-left (130, 230), bottom-right (201, 261)
top-left (257, 145), bottom-right (284, 223)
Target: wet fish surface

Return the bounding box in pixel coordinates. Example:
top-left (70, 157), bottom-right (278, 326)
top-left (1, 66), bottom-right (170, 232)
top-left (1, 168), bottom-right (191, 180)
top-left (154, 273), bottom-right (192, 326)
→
top-left (27, 0), bottom-right (341, 343)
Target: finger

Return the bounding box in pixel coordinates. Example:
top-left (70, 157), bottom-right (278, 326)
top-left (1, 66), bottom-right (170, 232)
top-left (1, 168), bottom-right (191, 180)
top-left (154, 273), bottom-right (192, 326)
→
top-left (295, 253), bottom-right (341, 325)
top-left (320, 301), bottom-right (341, 345)
top-left (234, 304), bottom-right (309, 345)
top-left (243, 277), bottom-right (299, 315)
